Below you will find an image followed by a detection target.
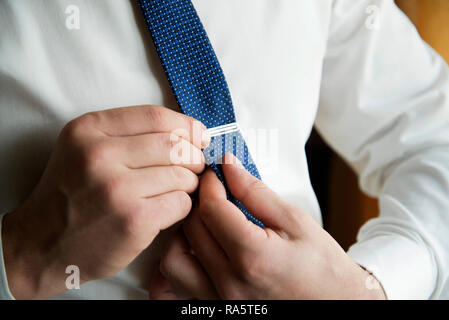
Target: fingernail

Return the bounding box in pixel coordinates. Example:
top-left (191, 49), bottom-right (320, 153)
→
top-left (224, 153), bottom-right (245, 169)
top-left (201, 127), bottom-right (211, 148)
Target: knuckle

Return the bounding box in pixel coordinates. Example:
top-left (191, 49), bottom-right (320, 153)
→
top-left (98, 175), bottom-right (125, 204)
top-left (240, 179), bottom-right (266, 203)
top-left (171, 166), bottom-right (197, 187)
top-left (159, 133), bottom-right (175, 159)
top-left (248, 179), bottom-right (267, 193)
top-left (145, 106), bottom-right (167, 128)
top-left (62, 113), bottom-right (97, 141)
top-left (235, 254), bottom-right (265, 282)
top-left (171, 165), bottom-right (188, 181)
top-left (160, 251), bottom-right (179, 279)
top-left (175, 191), bottom-right (193, 214)
top-left (150, 195), bottom-right (171, 216)
top-left (160, 132), bottom-right (172, 149)
top-left (117, 208), bottom-right (143, 237)
top-left (81, 142), bottom-right (114, 172)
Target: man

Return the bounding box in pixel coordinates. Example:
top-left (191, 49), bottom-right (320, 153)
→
top-left (0, 0), bottom-right (448, 300)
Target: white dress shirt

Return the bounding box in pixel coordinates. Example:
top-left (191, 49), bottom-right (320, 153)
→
top-left (1, 0), bottom-right (448, 300)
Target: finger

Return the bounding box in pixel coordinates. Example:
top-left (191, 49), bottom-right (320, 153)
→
top-left (149, 268), bottom-right (181, 300)
top-left (144, 191), bottom-right (193, 232)
top-left (197, 169), bottom-right (267, 256)
top-left (222, 153), bottom-right (301, 237)
top-left (183, 203), bottom-right (231, 286)
top-left (126, 165), bottom-right (199, 198)
top-left (91, 106), bottom-right (210, 149)
top-left (160, 232), bottom-right (219, 299)
top-left (118, 133), bottom-right (206, 174)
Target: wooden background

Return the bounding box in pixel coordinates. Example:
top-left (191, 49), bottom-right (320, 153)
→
top-left (311, 0), bottom-right (449, 250)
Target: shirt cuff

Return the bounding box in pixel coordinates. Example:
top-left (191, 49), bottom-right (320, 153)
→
top-left (347, 235), bottom-right (436, 300)
top-left (0, 212), bottom-right (15, 300)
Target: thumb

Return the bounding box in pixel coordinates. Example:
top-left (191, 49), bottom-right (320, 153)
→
top-left (222, 153), bottom-right (300, 236)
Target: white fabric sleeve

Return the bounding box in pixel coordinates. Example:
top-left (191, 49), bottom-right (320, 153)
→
top-left (0, 212), bottom-right (15, 300)
top-left (316, 0), bottom-right (449, 299)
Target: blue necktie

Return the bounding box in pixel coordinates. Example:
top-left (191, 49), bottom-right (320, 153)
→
top-left (138, 0), bottom-right (264, 228)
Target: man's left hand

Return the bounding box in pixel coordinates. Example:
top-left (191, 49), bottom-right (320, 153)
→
top-left (150, 153), bottom-right (386, 300)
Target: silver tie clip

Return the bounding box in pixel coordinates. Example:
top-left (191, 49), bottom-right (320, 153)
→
top-left (207, 122), bottom-right (240, 138)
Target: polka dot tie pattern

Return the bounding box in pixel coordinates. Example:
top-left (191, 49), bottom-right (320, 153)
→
top-left (138, 0), bottom-right (264, 228)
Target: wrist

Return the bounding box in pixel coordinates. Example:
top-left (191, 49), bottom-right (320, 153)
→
top-left (2, 208), bottom-right (66, 299)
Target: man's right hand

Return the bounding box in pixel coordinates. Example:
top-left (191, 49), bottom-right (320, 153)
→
top-left (1, 105), bottom-right (210, 299)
